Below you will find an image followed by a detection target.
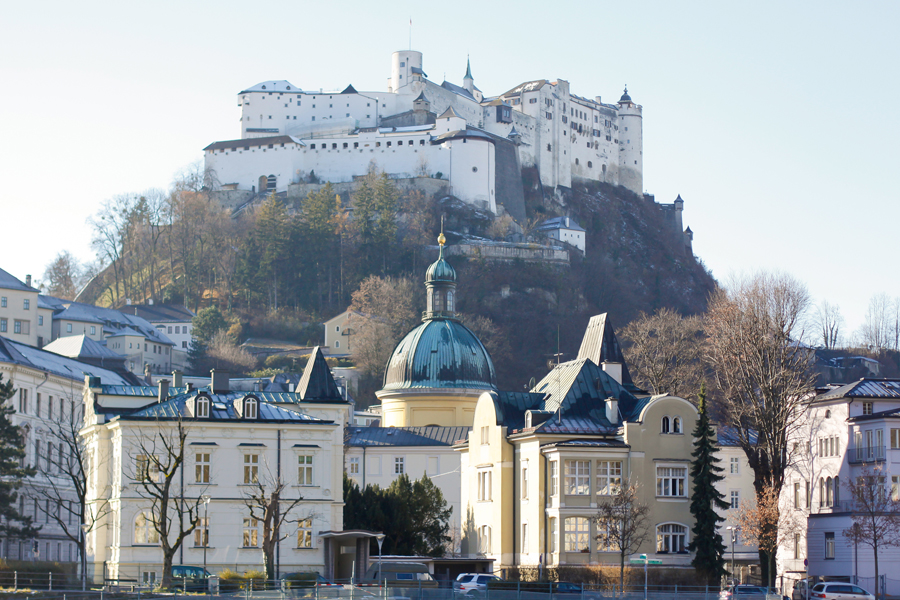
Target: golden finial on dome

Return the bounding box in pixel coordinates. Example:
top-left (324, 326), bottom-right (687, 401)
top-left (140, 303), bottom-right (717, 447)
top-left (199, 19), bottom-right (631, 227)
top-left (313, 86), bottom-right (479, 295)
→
top-left (438, 216), bottom-right (446, 247)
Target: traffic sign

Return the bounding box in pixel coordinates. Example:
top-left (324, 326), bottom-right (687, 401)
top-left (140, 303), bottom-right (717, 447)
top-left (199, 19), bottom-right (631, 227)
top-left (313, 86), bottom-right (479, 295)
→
top-left (630, 558), bottom-right (662, 564)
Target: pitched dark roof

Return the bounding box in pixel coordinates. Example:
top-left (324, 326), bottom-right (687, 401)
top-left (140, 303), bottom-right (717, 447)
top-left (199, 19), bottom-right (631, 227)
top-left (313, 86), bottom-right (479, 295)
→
top-left (849, 407), bottom-right (900, 422)
top-left (120, 392), bottom-right (331, 423)
top-left (341, 84), bottom-right (358, 94)
top-left (345, 426), bottom-right (471, 447)
top-left (0, 337), bottom-right (133, 385)
top-left (438, 106), bottom-right (463, 119)
top-left (203, 135), bottom-right (302, 152)
top-left (414, 92), bottom-right (430, 103)
top-left (123, 304), bottom-right (195, 323)
top-left (297, 347), bottom-right (345, 402)
top-left (575, 314), bottom-right (638, 391)
top-left (0, 268), bottom-right (36, 292)
top-left (537, 216), bottom-right (586, 232)
top-left (440, 82), bottom-right (475, 101)
top-left (542, 439), bottom-right (629, 449)
top-left (43, 335), bottom-right (121, 360)
top-left (464, 58), bottom-right (473, 80)
top-left (816, 379), bottom-right (900, 401)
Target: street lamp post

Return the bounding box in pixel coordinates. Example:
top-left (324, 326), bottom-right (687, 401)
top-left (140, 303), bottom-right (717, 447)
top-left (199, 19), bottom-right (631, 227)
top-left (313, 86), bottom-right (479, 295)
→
top-left (726, 527), bottom-right (737, 584)
top-left (375, 533), bottom-right (386, 596)
top-left (201, 495), bottom-right (211, 574)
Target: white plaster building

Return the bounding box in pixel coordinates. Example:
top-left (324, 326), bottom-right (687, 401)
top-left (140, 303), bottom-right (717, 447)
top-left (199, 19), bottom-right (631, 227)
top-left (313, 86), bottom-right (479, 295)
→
top-left (0, 336), bottom-right (134, 564)
top-left (716, 430), bottom-right (761, 581)
top-left (536, 217), bottom-right (586, 253)
top-left (123, 303), bottom-right (196, 352)
top-left (81, 350), bottom-right (352, 583)
top-left (778, 380), bottom-right (900, 597)
top-left (204, 50), bottom-right (644, 219)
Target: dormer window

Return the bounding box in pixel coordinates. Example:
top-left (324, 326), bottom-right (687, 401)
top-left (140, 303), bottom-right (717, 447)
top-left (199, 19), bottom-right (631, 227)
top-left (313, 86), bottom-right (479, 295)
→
top-left (196, 396), bottom-right (210, 419)
top-left (244, 397), bottom-right (258, 419)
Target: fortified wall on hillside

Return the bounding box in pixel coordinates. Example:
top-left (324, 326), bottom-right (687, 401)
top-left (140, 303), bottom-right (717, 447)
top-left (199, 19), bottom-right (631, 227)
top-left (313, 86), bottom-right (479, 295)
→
top-left (203, 50), bottom-right (644, 224)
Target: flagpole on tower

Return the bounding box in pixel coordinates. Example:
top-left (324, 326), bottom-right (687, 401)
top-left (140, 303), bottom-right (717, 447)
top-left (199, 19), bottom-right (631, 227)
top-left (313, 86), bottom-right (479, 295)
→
top-left (409, 17), bottom-right (412, 50)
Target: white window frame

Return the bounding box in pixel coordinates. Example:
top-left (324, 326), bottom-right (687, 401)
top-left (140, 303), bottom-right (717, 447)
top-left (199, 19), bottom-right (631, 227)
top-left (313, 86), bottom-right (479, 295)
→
top-left (730, 490), bottom-right (740, 509)
top-left (656, 522), bottom-right (687, 553)
top-left (565, 460), bottom-right (590, 495)
top-left (394, 456), bottom-right (405, 476)
top-left (196, 396), bottom-right (210, 418)
top-left (243, 516), bottom-right (260, 547)
top-left (478, 468), bottom-right (492, 502)
top-left (298, 518), bottom-right (313, 548)
top-left (522, 463), bottom-right (529, 500)
top-left (596, 460), bottom-right (622, 496)
top-left (298, 454), bottom-right (314, 485)
top-left (349, 456), bottom-right (360, 475)
top-left (195, 452), bottom-right (211, 484)
top-left (550, 461), bottom-right (559, 496)
top-left (550, 517), bottom-right (559, 552)
top-left (194, 515), bottom-right (209, 547)
top-left (134, 511), bottom-right (160, 545)
top-left (730, 457), bottom-right (740, 474)
top-left (243, 454), bottom-right (259, 484)
top-left (564, 517), bottom-right (590, 553)
top-left (478, 525), bottom-right (491, 553)
top-left (656, 465), bottom-right (687, 498)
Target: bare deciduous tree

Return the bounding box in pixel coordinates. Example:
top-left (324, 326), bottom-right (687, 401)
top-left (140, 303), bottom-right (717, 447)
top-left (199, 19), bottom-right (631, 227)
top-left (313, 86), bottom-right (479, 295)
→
top-left (620, 308), bottom-right (704, 401)
top-left (128, 419), bottom-right (205, 588)
top-left (843, 467), bottom-right (900, 600)
top-left (594, 480), bottom-right (651, 592)
top-left (28, 394), bottom-right (109, 586)
top-left (350, 276), bottom-right (421, 376)
top-left (41, 251), bottom-right (85, 300)
top-left (243, 470), bottom-right (308, 581)
top-left (813, 299), bottom-right (844, 350)
top-left (858, 293), bottom-right (895, 351)
top-left (705, 271), bottom-right (816, 584)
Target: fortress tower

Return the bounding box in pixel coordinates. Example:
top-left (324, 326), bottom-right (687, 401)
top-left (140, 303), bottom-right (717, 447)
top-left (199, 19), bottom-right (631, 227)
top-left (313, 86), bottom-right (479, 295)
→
top-left (389, 50), bottom-right (423, 93)
top-left (616, 87), bottom-right (643, 194)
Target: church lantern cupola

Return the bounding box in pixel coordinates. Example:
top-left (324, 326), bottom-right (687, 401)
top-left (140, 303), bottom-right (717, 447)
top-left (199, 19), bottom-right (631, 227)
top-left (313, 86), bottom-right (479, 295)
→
top-left (423, 230), bottom-right (458, 320)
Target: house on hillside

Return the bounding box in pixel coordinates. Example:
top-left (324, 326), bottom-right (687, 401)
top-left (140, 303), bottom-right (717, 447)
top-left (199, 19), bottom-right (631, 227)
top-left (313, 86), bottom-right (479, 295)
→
top-left (323, 309), bottom-right (364, 356)
top-left (536, 216), bottom-right (586, 253)
top-left (0, 268), bottom-right (40, 347)
top-left (122, 303), bottom-right (196, 351)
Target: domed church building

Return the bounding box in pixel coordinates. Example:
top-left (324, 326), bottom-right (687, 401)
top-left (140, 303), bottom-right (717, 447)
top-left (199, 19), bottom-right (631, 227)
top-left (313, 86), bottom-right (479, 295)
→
top-left (376, 231), bottom-right (496, 428)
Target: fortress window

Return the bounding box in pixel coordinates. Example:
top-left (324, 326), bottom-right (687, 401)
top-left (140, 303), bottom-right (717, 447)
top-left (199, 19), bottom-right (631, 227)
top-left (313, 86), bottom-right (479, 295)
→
top-left (329, 104), bottom-right (332, 108)
top-left (312, 117), bottom-right (315, 121)
top-left (376, 142), bottom-right (381, 147)
top-left (419, 139), bottom-right (425, 146)
top-left (346, 113), bottom-right (350, 117)
top-left (472, 167), bottom-right (478, 172)
top-left (387, 141), bottom-right (392, 147)
top-left (332, 143), bottom-right (337, 149)
top-left (400, 61), bottom-right (405, 67)
top-left (588, 161), bottom-right (592, 168)
top-left (310, 144), bottom-right (316, 149)
top-left (354, 142), bottom-right (359, 149)
top-left (268, 115), bottom-right (272, 119)
top-left (343, 143), bottom-right (348, 149)
top-left (575, 159), bottom-right (579, 165)
top-left (547, 144), bottom-right (551, 151)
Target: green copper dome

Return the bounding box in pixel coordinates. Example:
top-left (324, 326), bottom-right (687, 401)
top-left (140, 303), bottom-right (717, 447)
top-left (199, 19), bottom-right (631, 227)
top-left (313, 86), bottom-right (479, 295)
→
top-left (382, 319), bottom-right (497, 391)
top-left (425, 245), bottom-right (456, 282)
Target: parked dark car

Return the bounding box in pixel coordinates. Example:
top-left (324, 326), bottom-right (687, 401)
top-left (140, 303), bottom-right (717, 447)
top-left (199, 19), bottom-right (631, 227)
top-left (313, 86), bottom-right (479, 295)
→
top-left (171, 565), bottom-right (211, 591)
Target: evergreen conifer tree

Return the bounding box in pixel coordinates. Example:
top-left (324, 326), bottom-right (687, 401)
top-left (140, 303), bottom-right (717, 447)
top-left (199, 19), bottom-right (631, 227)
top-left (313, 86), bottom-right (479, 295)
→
top-left (688, 383), bottom-right (729, 584)
top-left (0, 375), bottom-right (39, 540)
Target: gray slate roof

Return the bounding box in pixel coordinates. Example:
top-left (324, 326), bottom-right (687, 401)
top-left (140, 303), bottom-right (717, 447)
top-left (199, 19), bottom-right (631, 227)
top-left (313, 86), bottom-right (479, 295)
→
top-left (816, 379), bottom-right (900, 401)
top-left (121, 392), bottom-right (331, 423)
top-left (575, 314), bottom-right (639, 392)
top-left (537, 216), bottom-right (586, 233)
top-left (123, 304), bottom-right (195, 324)
top-left (440, 82), bottom-right (476, 101)
top-left (43, 335), bottom-right (121, 360)
top-left (99, 384), bottom-right (191, 397)
top-left (42, 296), bottom-right (174, 346)
top-left (0, 268), bottom-right (36, 292)
top-left (345, 426), bottom-right (471, 447)
top-left (297, 347), bottom-right (345, 402)
top-left (0, 337), bottom-right (133, 385)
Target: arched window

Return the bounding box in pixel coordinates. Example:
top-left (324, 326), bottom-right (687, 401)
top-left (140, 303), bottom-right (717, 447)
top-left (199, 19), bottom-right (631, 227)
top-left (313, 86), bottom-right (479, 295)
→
top-left (833, 476), bottom-right (840, 505)
top-left (673, 417), bottom-right (682, 434)
top-left (446, 291), bottom-right (454, 312)
top-left (134, 512), bottom-right (159, 545)
top-left (661, 416), bottom-right (670, 434)
top-left (588, 161), bottom-right (593, 168)
top-left (656, 523), bottom-right (687, 553)
top-left (819, 477), bottom-right (826, 506)
top-left (433, 290), bottom-right (444, 312)
top-left (826, 477), bottom-right (833, 506)
top-left (244, 397), bottom-right (258, 419)
top-left (196, 396), bottom-right (210, 419)
top-left (266, 175), bottom-right (277, 191)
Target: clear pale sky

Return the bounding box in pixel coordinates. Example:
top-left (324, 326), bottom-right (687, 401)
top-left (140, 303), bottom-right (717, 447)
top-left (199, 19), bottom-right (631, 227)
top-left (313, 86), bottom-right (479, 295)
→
top-left (2, 1), bottom-right (897, 339)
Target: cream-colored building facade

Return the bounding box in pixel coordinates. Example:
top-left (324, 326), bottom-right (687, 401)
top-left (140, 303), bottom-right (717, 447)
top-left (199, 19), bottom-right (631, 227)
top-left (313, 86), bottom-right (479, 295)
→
top-left (458, 314), bottom-right (701, 570)
top-left (0, 268), bottom-right (40, 347)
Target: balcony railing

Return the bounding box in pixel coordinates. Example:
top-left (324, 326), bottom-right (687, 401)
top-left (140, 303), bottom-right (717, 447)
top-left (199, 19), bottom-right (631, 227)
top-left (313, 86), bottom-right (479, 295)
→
top-left (849, 445), bottom-right (886, 464)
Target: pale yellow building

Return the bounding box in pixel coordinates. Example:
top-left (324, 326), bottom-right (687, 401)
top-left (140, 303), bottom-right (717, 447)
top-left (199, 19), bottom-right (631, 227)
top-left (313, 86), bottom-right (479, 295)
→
top-left (458, 315), bottom-right (700, 570)
top-left (0, 268), bottom-right (40, 347)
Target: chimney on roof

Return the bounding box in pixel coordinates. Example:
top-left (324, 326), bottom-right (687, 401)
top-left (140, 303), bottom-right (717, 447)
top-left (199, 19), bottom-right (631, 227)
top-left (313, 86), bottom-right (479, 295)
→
top-left (186, 382), bottom-right (194, 392)
top-left (602, 361), bottom-right (622, 384)
top-left (211, 369), bottom-right (230, 394)
top-left (606, 396), bottom-right (619, 425)
top-left (171, 370), bottom-right (183, 388)
top-left (158, 379), bottom-right (170, 403)
top-left (25, 274), bottom-right (31, 287)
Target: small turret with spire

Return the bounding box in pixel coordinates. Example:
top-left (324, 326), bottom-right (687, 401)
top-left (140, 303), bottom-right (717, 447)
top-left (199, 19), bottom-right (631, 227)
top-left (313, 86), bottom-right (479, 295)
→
top-left (463, 56), bottom-right (474, 95)
top-left (423, 218), bottom-right (458, 321)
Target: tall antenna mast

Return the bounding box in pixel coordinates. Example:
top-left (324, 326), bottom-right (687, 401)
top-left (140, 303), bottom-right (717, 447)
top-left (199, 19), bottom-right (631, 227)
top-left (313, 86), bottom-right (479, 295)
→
top-left (409, 17), bottom-right (412, 50)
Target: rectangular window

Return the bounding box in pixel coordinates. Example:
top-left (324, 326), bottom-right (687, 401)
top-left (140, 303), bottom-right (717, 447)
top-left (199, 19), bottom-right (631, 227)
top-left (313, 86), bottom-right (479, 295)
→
top-left (596, 461), bottom-right (622, 495)
top-left (243, 454), bottom-right (259, 484)
top-left (90, 326), bottom-right (95, 335)
top-left (0, 297), bottom-right (5, 307)
top-left (298, 455), bottom-right (314, 485)
top-left (195, 453), bottom-right (210, 483)
top-left (892, 476), bottom-right (899, 501)
top-left (564, 517), bottom-right (590, 552)
top-left (38, 315), bottom-right (43, 326)
top-left (794, 533), bottom-right (801, 559)
top-left (0, 319), bottom-right (6, 332)
top-left (550, 461), bottom-right (559, 496)
top-left (565, 460), bottom-right (590, 495)
top-left (657, 466), bottom-right (687, 497)
top-left (478, 468), bottom-right (492, 501)
top-left (730, 490), bottom-right (740, 509)
top-left (892, 429), bottom-right (900, 449)
top-left (521, 523), bottom-right (528, 554)
top-left (23, 299), bottom-right (29, 310)
top-left (657, 523), bottom-right (687, 553)
top-left (794, 482), bottom-right (801, 508)
top-left (36, 393), bottom-right (41, 418)
top-left (550, 517), bottom-right (558, 552)
top-left (194, 516), bottom-right (209, 547)
top-left (522, 465), bottom-right (529, 500)
top-left (243, 517), bottom-right (259, 547)
top-left (863, 402), bottom-right (873, 415)
top-left (394, 456), bottom-right (404, 475)
top-left (806, 480), bottom-right (811, 509)
top-left (730, 457), bottom-right (740, 474)
top-left (349, 456), bottom-right (360, 475)
top-left (824, 532), bottom-right (835, 559)
top-left (298, 518), bottom-right (312, 548)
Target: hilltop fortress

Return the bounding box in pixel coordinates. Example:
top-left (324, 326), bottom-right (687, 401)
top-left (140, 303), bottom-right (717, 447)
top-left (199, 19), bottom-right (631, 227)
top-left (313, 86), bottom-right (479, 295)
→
top-left (203, 50), bottom-right (643, 221)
